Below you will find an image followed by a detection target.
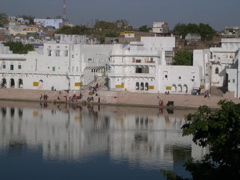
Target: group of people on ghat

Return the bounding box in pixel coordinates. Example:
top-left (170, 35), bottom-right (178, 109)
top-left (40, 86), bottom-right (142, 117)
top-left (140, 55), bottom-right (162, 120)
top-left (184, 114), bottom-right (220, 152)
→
top-left (87, 83), bottom-right (99, 102)
top-left (204, 91), bottom-right (211, 98)
top-left (65, 93), bottom-right (82, 103)
top-left (38, 82), bottom-right (100, 103)
top-left (40, 94), bottom-right (49, 101)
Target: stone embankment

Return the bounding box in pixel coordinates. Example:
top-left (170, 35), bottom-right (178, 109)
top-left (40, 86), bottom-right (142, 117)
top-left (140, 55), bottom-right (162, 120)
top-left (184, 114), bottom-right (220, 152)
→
top-left (0, 88), bottom-right (239, 109)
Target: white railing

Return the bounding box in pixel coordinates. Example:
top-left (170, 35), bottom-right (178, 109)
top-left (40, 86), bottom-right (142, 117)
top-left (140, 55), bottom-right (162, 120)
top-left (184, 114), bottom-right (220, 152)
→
top-left (108, 73), bottom-right (155, 78)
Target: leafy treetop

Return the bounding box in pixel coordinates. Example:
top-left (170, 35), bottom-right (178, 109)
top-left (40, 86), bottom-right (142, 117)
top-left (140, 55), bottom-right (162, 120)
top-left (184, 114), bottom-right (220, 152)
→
top-left (161, 100), bottom-right (240, 180)
top-left (172, 23), bottom-right (216, 41)
top-left (56, 20), bottom-right (132, 44)
top-left (138, 25), bottom-right (150, 32)
top-left (0, 13), bottom-right (9, 27)
top-left (3, 41), bottom-right (34, 54)
top-left (173, 50), bottom-right (193, 66)
top-left (182, 100), bottom-right (240, 179)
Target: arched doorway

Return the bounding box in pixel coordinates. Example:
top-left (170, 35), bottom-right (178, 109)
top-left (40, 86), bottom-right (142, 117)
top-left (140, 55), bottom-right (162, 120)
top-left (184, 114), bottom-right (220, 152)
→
top-left (39, 80), bottom-right (43, 89)
top-left (183, 84), bottom-right (188, 93)
top-left (136, 82), bottom-right (139, 90)
top-left (10, 79), bottom-right (15, 88)
top-left (145, 82), bottom-right (149, 90)
top-left (172, 84), bottom-right (177, 92)
top-left (177, 84), bottom-right (182, 92)
top-left (18, 79), bottom-right (23, 88)
top-left (140, 82), bottom-right (144, 90)
top-left (1, 78), bottom-right (7, 88)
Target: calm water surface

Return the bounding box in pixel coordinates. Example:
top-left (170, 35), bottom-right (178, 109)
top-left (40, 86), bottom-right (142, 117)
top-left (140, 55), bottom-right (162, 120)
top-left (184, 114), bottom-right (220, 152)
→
top-left (0, 102), bottom-right (205, 180)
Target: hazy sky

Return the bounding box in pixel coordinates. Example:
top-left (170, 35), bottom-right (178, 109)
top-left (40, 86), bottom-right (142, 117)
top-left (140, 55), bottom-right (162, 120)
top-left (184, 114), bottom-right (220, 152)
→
top-left (1, 0), bottom-right (239, 30)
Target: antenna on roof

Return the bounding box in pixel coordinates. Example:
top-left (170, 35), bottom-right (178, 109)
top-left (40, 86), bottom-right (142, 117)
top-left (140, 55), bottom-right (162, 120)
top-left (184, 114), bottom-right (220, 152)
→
top-left (63, 0), bottom-right (67, 20)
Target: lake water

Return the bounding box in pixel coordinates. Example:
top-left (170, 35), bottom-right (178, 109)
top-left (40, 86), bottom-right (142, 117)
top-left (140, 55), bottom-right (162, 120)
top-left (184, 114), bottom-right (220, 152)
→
top-left (0, 101), bottom-right (206, 180)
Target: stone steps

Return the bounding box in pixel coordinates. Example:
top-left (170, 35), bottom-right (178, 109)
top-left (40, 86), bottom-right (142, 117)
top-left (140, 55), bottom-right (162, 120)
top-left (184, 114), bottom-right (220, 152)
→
top-left (0, 88), bottom-right (79, 102)
top-left (210, 86), bottom-right (225, 96)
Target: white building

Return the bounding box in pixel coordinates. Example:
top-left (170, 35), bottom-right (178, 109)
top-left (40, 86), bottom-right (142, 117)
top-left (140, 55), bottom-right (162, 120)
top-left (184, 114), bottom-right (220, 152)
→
top-left (6, 35), bottom-right (240, 97)
top-left (0, 36), bottom-right (205, 95)
top-left (193, 38), bottom-right (240, 98)
top-left (152, 22), bottom-right (169, 34)
top-left (34, 18), bottom-right (63, 29)
top-left (0, 43), bottom-right (13, 54)
top-left (185, 33), bottom-right (201, 41)
top-left (108, 37), bottom-right (202, 94)
top-left (120, 31), bottom-right (135, 38)
top-left (0, 35), bottom-right (113, 91)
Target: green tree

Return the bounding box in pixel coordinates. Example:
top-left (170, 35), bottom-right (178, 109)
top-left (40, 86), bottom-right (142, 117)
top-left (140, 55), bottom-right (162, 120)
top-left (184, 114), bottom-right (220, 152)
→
top-left (94, 20), bottom-right (116, 31)
top-left (138, 25), bottom-right (149, 32)
top-left (161, 100), bottom-right (240, 180)
top-left (3, 41), bottom-right (34, 54)
top-left (198, 23), bottom-right (216, 41)
top-left (187, 23), bottom-right (199, 34)
top-left (172, 23), bottom-right (216, 40)
top-left (56, 25), bottom-right (91, 35)
top-left (20, 15), bottom-right (35, 24)
top-left (183, 100), bottom-right (240, 179)
top-left (57, 19), bottom-right (132, 44)
top-left (105, 32), bottom-right (118, 37)
top-left (172, 23), bottom-right (188, 37)
top-left (0, 13), bottom-right (9, 27)
top-left (173, 50), bottom-right (193, 65)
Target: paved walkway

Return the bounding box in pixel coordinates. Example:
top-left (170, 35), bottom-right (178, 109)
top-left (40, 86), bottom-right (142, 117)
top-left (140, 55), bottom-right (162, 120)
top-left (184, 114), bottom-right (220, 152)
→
top-left (0, 88), bottom-right (239, 109)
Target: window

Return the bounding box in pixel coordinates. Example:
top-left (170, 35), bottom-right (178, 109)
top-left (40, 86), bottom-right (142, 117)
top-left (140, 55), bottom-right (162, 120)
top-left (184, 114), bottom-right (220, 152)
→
top-left (233, 79), bottom-right (235, 83)
top-left (2, 62), bottom-right (6, 69)
top-left (136, 66), bottom-right (149, 73)
top-left (65, 50), bottom-right (68, 57)
top-left (52, 67), bottom-right (55, 71)
top-left (179, 76), bottom-right (181, 80)
top-left (143, 66), bottom-right (149, 73)
top-left (10, 65), bottom-right (14, 70)
top-left (164, 71), bottom-right (168, 80)
top-left (48, 50), bottom-right (52, 56)
top-left (136, 67), bottom-right (142, 73)
top-left (55, 50), bottom-right (60, 56)
top-left (18, 65), bottom-right (22, 69)
top-left (215, 67), bottom-right (219, 74)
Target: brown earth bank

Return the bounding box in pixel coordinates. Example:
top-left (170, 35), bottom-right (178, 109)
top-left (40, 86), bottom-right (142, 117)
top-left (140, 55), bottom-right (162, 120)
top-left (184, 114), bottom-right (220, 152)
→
top-left (0, 88), bottom-right (239, 109)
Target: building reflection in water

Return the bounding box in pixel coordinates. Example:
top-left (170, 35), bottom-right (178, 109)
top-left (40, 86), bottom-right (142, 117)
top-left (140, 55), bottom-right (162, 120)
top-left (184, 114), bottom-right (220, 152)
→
top-left (0, 103), bottom-right (208, 170)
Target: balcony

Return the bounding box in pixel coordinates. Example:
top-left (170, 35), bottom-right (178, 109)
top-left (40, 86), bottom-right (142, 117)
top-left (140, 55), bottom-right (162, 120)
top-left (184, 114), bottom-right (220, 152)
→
top-left (109, 60), bottom-right (157, 66)
top-left (108, 72), bottom-right (155, 78)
